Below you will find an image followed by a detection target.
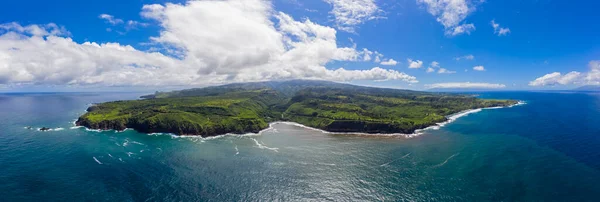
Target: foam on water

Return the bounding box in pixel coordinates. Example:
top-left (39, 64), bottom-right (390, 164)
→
top-left (251, 138), bottom-right (279, 152)
top-left (84, 128), bottom-right (104, 132)
top-left (431, 153), bottom-right (460, 168)
top-left (131, 141), bottom-right (145, 145)
top-left (93, 157), bottom-right (102, 165)
top-left (36, 127), bottom-right (65, 132)
top-left (380, 153), bottom-right (411, 167)
top-left (115, 128), bottom-right (133, 133)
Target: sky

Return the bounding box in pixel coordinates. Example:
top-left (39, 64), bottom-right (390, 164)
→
top-left (0, 0), bottom-right (599, 92)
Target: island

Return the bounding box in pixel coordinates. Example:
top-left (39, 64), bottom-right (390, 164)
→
top-left (76, 80), bottom-right (518, 136)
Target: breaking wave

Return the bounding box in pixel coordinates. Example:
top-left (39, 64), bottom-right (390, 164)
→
top-left (93, 157), bottom-right (102, 164)
top-left (380, 153), bottom-right (411, 167)
top-left (35, 127), bottom-right (65, 132)
top-left (251, 138), bottom-right (279, 152)
top-left (432, 153), bottom-right (460, 168)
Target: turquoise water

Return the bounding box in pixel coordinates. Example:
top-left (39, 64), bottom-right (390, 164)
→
top-left (1, 92), bottom-right (600, 201)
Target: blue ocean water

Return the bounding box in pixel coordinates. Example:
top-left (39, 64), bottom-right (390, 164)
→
top-left (1, 91), bottom-right (600, 201)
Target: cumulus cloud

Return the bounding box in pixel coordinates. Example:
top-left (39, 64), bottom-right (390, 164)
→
top-left (0, 22), bottom-right (69, 36)
top-left (425, 61), bottom-right (454, 74)
top-left (426, 82), bottom-right (506, 89)
top-left (361, 48), bottom-right (373, 61)
top-left (455, 54), bottom-right (474, 61)
top-left (491, 20), bottom-right (510, 36)
top-left (324, 0), bottom-right (382, 32)
top-left (528, 61), bottom-right (600, 86)
top-left (361, 49), bottom-right (384, 63)
top-left (0, 0), bottom-right (417, 87)
top-left (373, 52), bottom-right (383, 63)
top-left (125, 20), bottom-right (149, 30)
top-left (449, 23), bottom-right (475, 36)
top-left (327, 67), bottom-right (416, 82)
top-left (380, 59), bottom-right (398, 66)
top-left (437, 68), bottom-right (456, 74)
top-left (99, 14), bottom-right (124, 25)
top-left (585, 61), bottom-right (600, 85)
top-left (528, 72), bottom-right (581, 86)
top-left (473, 65), bottom-right (485, 71)
top-left (417, 0), bottom-right (477, 36)
top-left (408, 59), bottom-right (423, 68)
top-left (99, 14), bottom-right (148, 32)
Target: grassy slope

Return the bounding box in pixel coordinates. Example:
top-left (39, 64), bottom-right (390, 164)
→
top-left (77, 81), bottom-right (518, 136)
top-left (282, 88), bottom-right (516, 134)
top-left (77, 89), bottom-right (284, 136)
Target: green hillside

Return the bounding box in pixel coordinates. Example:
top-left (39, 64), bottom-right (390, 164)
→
top-left (77, 80), bottom-right (518, 136)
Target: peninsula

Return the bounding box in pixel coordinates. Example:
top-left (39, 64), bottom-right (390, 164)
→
top-left (76, 80), bottom-right (517, 136)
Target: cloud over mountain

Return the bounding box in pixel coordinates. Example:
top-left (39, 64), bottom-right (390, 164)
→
top-left (0, 0), bottom-right (416, 87)
top-left (427, 82), bottom-right (506, 89)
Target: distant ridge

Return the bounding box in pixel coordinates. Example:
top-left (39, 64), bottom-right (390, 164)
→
top-left (573, 85), bottom-right (600, 92)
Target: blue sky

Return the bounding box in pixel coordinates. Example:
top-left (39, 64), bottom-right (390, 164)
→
top-left (0, 0), bottom-right (599, 92)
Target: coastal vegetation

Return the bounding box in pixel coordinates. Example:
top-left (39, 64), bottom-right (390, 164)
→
top-left (77, 80), bottom-right (518, 136)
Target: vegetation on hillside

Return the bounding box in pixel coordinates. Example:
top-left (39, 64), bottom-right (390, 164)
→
top-left (77, 80), bottom-right (518, 136)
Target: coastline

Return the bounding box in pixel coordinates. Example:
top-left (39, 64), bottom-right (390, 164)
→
top-left (71, 100), bottom-right (526, 139)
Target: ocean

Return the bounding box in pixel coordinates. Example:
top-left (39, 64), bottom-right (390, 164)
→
top-left (1, 91), bottom-right (600, 201)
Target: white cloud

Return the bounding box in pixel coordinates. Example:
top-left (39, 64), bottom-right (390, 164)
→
top-left (0, 22), bottom-right (69, 36)
top-left (437, 68), bottom-right (456, 74)
top-left (449, 23), bottom-right (475, 36)
top-left (125, 20), bottom-right (149, 30)
top-left (528, 72), bottom-right (581, 86)
top-left (491, 20), bottom-right (510, 36)
top-left (360, 49), bottom-right (385, 63)
top-left (426, 82), bottom-right (506, 89)
top-left (455, 54), bottom-right (474, 61)
top-left (324, 0), bottom-right (381, 32)
top-left (373, 52), bottom-right (383, 63)
top-left (407, 58), bottom-right (423, 68)
top-left (100, 14), bottom-right (148, 31)
top-left (380, 58), bottom-right (398, 66)
top-left (328, 67), bottom-right (417, 82)
top-left (99, 14), bottom-right (124, 25)
top-left (528, 61), bottom-right (600, 86)
top-left (0, 0), bottom-right (417, 87)
top-left (498, 28), bottom-right (510, 36)
top-left (417, 0), bottom-right (477, 36)
top-left (426, 61), bottom-right (454, 74)
top-left (361, 48), bottom-right (373, 61)
top-left (473, 65), bottom-right (485, 71)
top-left (585, 60), bottom-right (600, 85)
